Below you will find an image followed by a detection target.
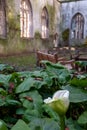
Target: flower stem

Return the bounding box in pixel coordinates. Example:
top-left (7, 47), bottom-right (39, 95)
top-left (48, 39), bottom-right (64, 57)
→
top-left (59, 115), bottom-right (65, 130)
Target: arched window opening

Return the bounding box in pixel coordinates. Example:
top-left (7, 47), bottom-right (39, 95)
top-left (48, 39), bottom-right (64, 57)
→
top-left (41, 7), bottom-right (49, 39)
top-left (20, 0), bottom-right (33, 38)
top-left (0, 0), bottom-right (6, 38)
top-left (71, 13), bottom-right (84, 39)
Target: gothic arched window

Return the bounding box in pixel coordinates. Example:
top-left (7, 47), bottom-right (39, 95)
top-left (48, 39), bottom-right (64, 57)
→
top-left (71, 13), bottom-right (84, 39)
top-left (20, 0), bottom-right (33, 38)
top-left (0, 0), bottom-right (6, 38)
top-left (41, 7), bottom-right (49, 39)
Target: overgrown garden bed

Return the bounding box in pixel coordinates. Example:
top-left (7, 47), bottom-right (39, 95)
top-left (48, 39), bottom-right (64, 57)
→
top-left (0, 61), bottom-right (87, 130)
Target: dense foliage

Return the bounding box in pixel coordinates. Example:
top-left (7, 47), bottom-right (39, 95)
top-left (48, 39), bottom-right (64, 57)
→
top-left (0, 61), bottom-right (87, 130)
top-left (62, 28), bottom-right (69, 42)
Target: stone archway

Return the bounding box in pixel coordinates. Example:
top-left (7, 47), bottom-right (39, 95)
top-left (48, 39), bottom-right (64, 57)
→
top-left (71, 12), bottom-right (84, 39)
top-left (0, 0), bottom-right (6, 38)
top-left (20, 0), bottom-right (33, 38)
top-left (41, 7), bottom-right (49, 39)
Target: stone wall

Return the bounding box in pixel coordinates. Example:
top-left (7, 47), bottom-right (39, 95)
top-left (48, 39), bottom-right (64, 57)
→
top-left (0, 0), bottom-right (60, 55)
top-left (61, 0), bottom-right (87, 46)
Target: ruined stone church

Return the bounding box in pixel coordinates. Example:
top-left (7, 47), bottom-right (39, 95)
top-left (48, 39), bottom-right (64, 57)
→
top-left (0, 0), bottom-right (86, 55)
top-left (61, 0), bottom-right (87, 45)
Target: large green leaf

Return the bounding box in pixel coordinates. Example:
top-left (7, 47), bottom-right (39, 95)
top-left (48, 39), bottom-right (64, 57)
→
top-left (28, 118), bottom-right (60, 130)
top-left (17, 71), bottom-right (31, 78)
top-left (70, 78), bottom-right (87, 88)
top-left (41, 61), bottom-right (71, 84)
top-left (75, 61), bottom-right (87, 67)
top-left (5, 99), bottom-right (21, 106)
top-left (11, 119), bottom-right (31, 130)
top-left (16, 77), bottom-right (48, 93)
top-left (0, 95), bottom-right (21, 106)
top-left (19, 91), bottom-right (43, 122)
top-left (4, 95), bottom-right (21, 106)
top-left (41, 61), bottom-right (65, 69)
top-left (19, 90), bottom-right (43, 110)
top-left (62, 85), bottom-right (87, 103)
top-left (0, 119), bottom-right (8, 130)
top-left (0, 88), bottom-right (7, 95)
top-left (31, 70), bottom-right (44, 77)
top-left (66, 118), bottom-right (83, 130)
top-left (16, 78), bottom-right (37, 93)
top-left (23, 109), bottom-right (42, 122)
top-left (0, 64), bottom-right (14, 71)
top-left (16, 108), bottom-right (25, 115)
top-left (78, 111), bottom-right (87, 125)
top-left (43, 104), bottom-right (59, 121)
top-left (31, 70), bottom-right (53, 87)
top-left (0, 74), bottom-right (11, 87)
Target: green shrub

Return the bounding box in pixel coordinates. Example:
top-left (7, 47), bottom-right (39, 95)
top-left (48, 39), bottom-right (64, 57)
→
top-left (62, 28), bottom-right (69, 41)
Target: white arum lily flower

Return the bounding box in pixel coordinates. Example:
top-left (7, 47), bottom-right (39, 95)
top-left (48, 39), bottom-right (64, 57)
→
top-left (44, 90), bottom-right (69, 116)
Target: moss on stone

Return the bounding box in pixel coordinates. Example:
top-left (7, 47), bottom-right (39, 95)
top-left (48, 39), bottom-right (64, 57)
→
top-left (47, 4), bottom-right (55, 34)
top-left (7, 0), bottom-right (20, 30)
top-left (35, 32), bottom-right (41, 39)
top-left (0, 1), bottom-right (55, 55)
top-left (62, 28), bottom-right (69, 41)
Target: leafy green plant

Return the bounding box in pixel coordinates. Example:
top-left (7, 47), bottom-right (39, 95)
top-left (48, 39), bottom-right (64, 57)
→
top-left (0, 62), bottom-right (87, 130)
top-left (62, 28), bottom-right (69, 42)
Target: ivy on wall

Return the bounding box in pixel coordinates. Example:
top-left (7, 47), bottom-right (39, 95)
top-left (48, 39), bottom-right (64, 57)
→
top-left (62, 28), bottom-right (69, 41)
top-left (47, 4), bottom-right (55, 34)
top-left (7, 0), bottom-right (20, 30)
